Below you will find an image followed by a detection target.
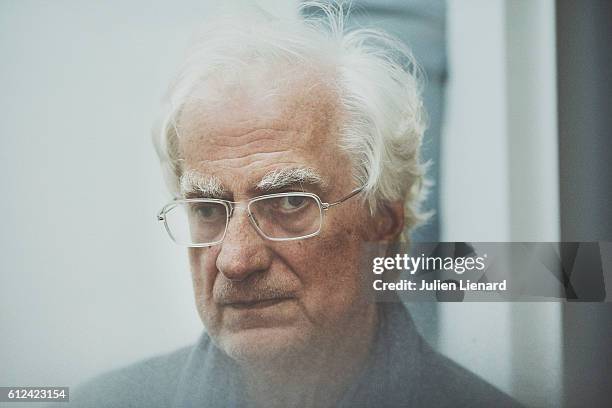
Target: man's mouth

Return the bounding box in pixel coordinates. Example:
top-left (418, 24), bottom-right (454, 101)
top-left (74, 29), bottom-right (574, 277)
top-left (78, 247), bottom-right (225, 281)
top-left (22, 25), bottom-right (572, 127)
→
top-left (224, 297), bottom-right (293, 310)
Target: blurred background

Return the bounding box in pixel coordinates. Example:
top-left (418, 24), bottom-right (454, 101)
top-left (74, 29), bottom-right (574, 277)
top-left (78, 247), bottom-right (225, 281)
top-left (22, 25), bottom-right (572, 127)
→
top-left (1, 1), bottom-right (610, 407)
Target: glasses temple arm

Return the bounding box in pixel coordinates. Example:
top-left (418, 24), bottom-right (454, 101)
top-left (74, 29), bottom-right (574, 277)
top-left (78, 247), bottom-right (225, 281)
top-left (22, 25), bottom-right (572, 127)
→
top-left (323, 186), bottom-right (365, 209)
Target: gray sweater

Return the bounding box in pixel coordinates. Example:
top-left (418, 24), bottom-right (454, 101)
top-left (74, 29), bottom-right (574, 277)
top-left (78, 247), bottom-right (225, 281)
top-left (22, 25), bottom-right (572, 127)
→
top-left (67, 301), bottom-right (522, 407)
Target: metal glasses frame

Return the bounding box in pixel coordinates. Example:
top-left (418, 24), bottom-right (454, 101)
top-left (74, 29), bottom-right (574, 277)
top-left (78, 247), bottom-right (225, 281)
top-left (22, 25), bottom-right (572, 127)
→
top-left (157, 186), bottom-right (364, 247)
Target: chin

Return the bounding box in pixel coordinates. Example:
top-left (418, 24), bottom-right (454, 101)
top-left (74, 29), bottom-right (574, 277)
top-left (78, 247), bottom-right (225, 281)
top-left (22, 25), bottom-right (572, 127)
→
top-left (217, 326), bottom-right (312, 365)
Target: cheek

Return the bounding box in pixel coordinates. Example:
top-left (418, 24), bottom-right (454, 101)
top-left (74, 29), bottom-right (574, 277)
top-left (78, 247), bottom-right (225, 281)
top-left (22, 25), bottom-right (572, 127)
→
top-left (188, 248), bottom-right (219, 305)
top-left (289, 213), bottom-right (369, 314)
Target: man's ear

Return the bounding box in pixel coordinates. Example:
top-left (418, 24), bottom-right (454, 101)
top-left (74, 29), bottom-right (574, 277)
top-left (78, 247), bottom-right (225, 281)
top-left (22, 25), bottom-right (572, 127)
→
top-left (370, 201), bottom-right (405, 242)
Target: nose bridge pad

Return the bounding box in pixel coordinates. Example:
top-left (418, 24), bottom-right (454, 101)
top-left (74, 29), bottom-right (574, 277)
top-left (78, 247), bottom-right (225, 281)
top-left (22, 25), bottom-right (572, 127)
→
top-left (247, 208), bottom-right (262, 232)
top-left (246, 204), bottom-right (261, 231)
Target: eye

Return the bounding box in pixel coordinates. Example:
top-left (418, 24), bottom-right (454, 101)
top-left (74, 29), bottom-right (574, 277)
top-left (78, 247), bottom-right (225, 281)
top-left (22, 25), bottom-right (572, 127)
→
top-left (191, 202), bottom-right (226, 221)
top-left (278, 195), bottom-right (308, 211)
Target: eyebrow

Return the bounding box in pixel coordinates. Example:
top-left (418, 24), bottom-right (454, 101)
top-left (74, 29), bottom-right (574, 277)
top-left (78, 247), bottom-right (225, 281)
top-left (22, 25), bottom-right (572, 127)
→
top-left (178, 167), bottom-right (327, 199)
top-left (256, 167), bottom-right (327, 192)
top-left (179, 170), bottom-right (225, 198)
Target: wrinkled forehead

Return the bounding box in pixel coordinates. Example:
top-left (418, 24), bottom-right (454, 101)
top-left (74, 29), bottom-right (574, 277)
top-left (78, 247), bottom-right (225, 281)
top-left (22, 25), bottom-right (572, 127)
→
top-left (176, 63), bottom-right (342, 141)
top-left (173, 65), bottom-right (353, 194)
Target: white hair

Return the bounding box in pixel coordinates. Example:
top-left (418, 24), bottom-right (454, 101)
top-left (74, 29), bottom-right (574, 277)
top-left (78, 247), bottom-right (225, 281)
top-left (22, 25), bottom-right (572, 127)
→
top-left (257, 167), bottom-right (326, 191)
top-left (154, 0), bottom-right (429, 231)
top-left (180, 170), bottom-right (225, 198)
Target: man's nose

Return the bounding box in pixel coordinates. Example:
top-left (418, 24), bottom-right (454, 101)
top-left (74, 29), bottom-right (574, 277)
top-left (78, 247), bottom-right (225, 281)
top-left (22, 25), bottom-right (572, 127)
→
top-left (216, 207), bottom-right (272, 281)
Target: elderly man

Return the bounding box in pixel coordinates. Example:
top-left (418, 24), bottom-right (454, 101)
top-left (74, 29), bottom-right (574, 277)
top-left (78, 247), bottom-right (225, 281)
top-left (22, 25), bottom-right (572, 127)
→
top-left (72, 3), bottom-right (519, 408)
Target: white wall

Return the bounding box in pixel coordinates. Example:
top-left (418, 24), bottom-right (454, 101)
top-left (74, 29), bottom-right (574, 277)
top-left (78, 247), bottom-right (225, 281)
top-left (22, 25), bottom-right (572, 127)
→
top-left (0, 0), bottom-right (209, 388)
top-left (441, 0), bottom-right (513, 398)
top-left (441, 0), bottom-right (561, 406)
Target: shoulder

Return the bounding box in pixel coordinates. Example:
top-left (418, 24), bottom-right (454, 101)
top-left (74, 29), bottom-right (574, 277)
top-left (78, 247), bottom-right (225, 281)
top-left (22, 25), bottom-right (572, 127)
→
top-left (68, 345), bottom-right (194, 408)
top-left (380, 301), bottom-right (523, 407)
top-left (416, 344), bottom-right (523, 408)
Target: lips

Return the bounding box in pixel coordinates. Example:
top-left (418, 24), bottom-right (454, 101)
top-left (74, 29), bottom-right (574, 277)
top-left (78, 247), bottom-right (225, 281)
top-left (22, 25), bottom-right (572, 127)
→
top-left (223, 297), bottom-right (293, 309)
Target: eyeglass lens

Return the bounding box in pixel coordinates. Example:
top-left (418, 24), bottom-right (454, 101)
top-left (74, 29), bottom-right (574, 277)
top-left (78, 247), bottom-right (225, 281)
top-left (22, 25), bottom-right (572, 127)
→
top-left (164, 195), bottom-right (322, 245)
top-left (249, 195), bottom-right (321, 239)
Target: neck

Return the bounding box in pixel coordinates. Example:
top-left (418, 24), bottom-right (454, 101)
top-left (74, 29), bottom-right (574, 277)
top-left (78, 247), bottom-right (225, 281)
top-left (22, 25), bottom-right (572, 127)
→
top-left (241, 303), bottom-right (380, 408)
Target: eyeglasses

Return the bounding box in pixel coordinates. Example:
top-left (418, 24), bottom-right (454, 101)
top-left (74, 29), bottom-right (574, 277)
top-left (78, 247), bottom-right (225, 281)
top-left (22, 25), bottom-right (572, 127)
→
top-left (157, 187), bottom-right (364, 247)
